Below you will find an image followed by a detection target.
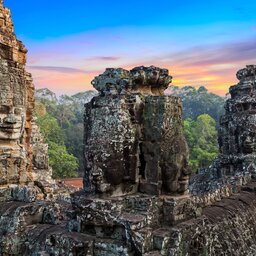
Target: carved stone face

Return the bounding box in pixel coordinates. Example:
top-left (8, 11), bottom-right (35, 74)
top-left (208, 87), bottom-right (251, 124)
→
top-left (0, 65), bottom-right (26, 141)
top-left (242, 133), bottom-right (256, 154)
top-left (0, 106), bottom-right (25, 140)
top-left (240, 115), bottom-right (256, 153)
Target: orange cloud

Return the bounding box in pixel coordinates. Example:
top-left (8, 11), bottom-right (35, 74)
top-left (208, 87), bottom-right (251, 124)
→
top-left (27, 35), bottom-right (256, 97)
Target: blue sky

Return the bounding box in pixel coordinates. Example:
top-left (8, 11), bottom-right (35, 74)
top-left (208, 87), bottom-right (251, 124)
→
top-left (4, 0), bottom-right (256, 95)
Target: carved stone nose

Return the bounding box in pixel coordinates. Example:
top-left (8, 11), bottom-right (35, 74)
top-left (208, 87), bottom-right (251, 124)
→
top-left (4, 114), bottom-right (18, 124)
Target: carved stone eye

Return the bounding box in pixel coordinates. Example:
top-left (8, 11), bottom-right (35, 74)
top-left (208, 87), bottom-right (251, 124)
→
top-left (0, 105), bottom-right (9, 114)
top-left (14, 107), bottom-right (22, 115)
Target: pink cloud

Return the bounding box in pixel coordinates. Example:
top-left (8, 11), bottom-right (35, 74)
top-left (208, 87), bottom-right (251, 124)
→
top-left (85, 56), bottom-right (121, 61)
top-left (28, 66), bottom-right (86, 74)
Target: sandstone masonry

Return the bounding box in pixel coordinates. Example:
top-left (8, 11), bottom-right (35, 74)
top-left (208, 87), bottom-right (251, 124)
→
top-left (0, 0), bottom-right (54, 196)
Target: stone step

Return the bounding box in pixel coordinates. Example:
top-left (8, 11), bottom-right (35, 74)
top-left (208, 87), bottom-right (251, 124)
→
top-left (25, 224), bottom-right (135, 256)
top-left (162, 195), bottom-right (201, 226)
top-left (25, 224), bottom-right (95, 255)
top-left (131, 227), bottom-right (154, 255)
top-left (80, 214), bottom-right (156, 254)
top-left (0, 200), bottom-right (72, 234)
top-left (124, 194), bottom-right (162, 213)
top-left (0, 201), bottom-right (45, 233)
top-left (94, 239), bottom-right (134, 256)
top-left (119, 212), bottom-right (148, 231)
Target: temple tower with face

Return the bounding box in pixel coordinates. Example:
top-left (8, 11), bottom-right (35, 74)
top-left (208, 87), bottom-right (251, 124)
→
top-left (0, 1), bottom-right (52, 187)
top-left (84, 66), bottom-right (190, 197)
top-left (218, 65), bottom-right (256, 176)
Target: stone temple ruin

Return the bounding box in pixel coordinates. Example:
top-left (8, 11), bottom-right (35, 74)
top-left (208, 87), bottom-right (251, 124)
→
top-left (219, 65), bottom-right (256, 176)
top-left (84, 67), bottom-right (190, 197)
top-left (0, 0), bottom-right (55, 201)
top-left (1, 0), bottom-right (256, 255)
top-left (190, 65), bottom-right (256, 195)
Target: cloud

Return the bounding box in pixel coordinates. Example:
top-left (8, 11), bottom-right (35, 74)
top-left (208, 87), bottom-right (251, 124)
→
top-left (85, 56), bottom-right (121, 61)
top-left (126, 37), bottom-right (253, 95)
top-left (26, 25), bottom-right (256, 97)
top-left (166, 37), bottom-right (256, 68)
top-left (28, 66), bottom-right (86, 74)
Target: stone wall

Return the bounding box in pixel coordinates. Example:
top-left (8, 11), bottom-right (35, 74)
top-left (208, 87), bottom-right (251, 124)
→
top-left (169, 182), bottom-right (256, 256)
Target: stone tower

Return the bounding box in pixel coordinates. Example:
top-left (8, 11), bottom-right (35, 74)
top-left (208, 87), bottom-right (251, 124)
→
top-left (190, 65), bottom-right (256, 195)
top-left (84, 66), bottom-right (190, 197)
top-left (218, 65), bottom-right (256, 176)
top-left (0, 1), bottom-right (52, 189)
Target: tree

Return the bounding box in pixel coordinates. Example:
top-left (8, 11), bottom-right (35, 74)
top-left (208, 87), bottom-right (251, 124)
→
top-left (36, 113), bottom-right (65, 146)
top-left (34, 103), bottom-right (79, 178)
top-left (184, 114), bottom-right (219, 173)
top-left (48, 141), bottom-right (78, 179)
top-left (64, 123), bottom-right (84, 174)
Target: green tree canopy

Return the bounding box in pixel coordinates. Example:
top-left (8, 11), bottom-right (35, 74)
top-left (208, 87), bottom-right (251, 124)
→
top-left (35, 102), bottom-right (78, 178)
top-left (184, 114), bottom-right (219, 173)
top-left (36, 113), bottom-right (65, 146)
top-left (48, 141), bottom-right (78, 179)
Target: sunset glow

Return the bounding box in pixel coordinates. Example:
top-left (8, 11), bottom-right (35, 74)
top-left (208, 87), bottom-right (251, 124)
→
top-left (5, 0), bottom-right (256, 96)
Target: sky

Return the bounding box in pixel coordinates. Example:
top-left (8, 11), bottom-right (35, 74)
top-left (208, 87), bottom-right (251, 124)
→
top-left (4, 0), bottom-right (256, 96)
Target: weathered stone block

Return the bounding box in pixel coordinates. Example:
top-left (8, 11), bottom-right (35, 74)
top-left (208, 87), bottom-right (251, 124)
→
top-left (162, 195), bottom-right (202, 226)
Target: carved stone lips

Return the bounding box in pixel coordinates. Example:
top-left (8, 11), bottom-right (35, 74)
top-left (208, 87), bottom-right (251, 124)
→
top-left (0, 124), bottom-right (21, 132)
